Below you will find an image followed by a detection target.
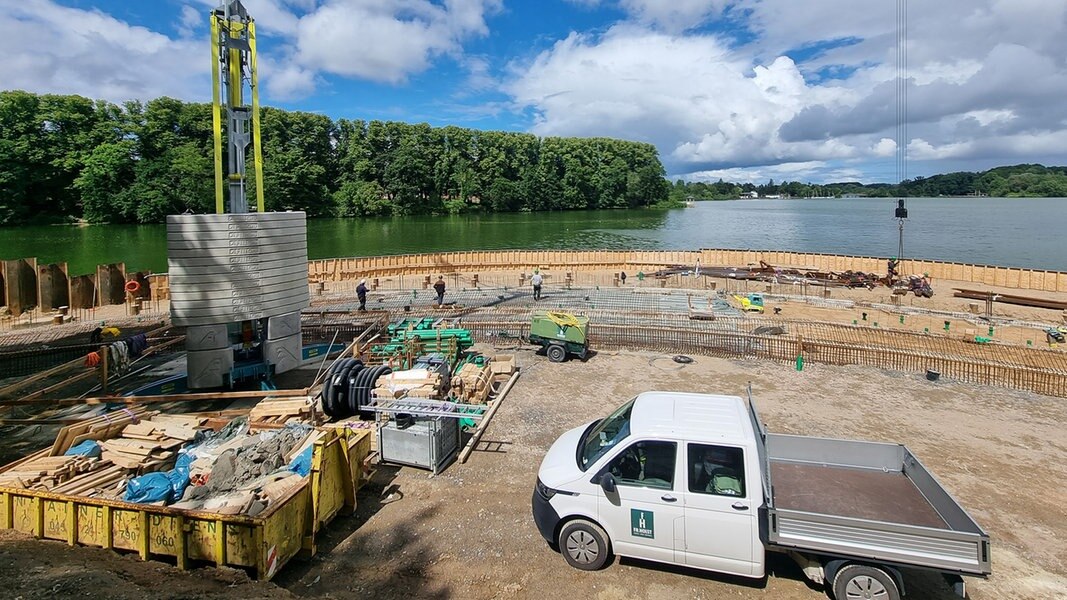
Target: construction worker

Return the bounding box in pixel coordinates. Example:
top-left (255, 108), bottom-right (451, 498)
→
top-left (531, 269), bottom-right (543, 301)
top-left (433, 276), bottom-right (446, 306)
top-left (887, 256), bottom-right (899, 279)
top-left (356, 279), bottom-right (368, 311)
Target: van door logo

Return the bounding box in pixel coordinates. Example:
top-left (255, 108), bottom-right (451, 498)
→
top-left (630, 508), bottom-right (654, 539)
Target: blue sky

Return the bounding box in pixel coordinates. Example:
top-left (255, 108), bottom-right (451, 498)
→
top-left (4, 0), bottom-right (1067, 184)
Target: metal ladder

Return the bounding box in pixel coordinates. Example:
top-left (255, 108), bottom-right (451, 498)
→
top-left (366, 396), bottom-right (487, 420)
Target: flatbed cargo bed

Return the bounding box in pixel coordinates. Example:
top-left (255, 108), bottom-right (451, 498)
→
top-left (762, 433), bottom-right (991, 576)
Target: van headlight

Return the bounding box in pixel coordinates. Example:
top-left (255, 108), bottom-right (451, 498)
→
top-left (536, 478), bottom-right (557, 500)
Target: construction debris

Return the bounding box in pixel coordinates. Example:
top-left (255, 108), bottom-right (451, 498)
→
top-left (174, 421), bottom-right (312, 515)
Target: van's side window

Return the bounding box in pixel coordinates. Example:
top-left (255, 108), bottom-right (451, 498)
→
top-left (688, 444), bottom-right (745, 497)
top-left (606, 441), bottom-right (676, 490)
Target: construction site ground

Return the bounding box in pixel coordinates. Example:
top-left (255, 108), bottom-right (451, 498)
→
top-left (3, 270), bottom-right (1066, 350)
top-left (0, 346), bottom-right (1064, 600)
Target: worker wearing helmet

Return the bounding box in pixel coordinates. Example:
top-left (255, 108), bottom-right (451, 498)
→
top-left (356, 279), bottom-right (368, 311)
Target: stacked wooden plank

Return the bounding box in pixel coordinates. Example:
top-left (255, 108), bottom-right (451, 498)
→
top-left (374, 369), bottom-right (444, 399)
top-left (100, 438), bottom-right (182, 470)
top-left (249, 396), bottom-right (315, 424)
top-left (51, 464), bottom-right (127, 498)
top-left (451, 363), bottom-right (493, 405)
top-left (49, 406), bottom-right (153, 456)
top-left (99, 414), bottom-right (203, 470)
top-left (0, 455), bottom-right (101, 490)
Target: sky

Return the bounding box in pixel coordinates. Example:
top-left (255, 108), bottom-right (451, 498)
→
top-left (2, 0), bottom-right (1067, 184)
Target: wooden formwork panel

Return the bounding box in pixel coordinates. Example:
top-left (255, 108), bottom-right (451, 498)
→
top-left (37, 262), bottom-right (69, 310)
top-left (69, 275), bottom-right (96, 309)
top-left (991, 268), bottom-right (1006, 287)
top-left (2, 258), bottom-right (38, 317)
top-left (1037, 271), bottom-right (1053, 292)
top-left (95, 263), bottom-right (126, 306)
top-left (148, 274), bottom-right (169, 301)
top-left (1005, 269), bottom-right (1021, 288)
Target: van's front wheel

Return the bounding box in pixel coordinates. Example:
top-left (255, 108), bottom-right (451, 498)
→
top-left (832, 564), bottom-right (900, 600)
top-left (559, 520), bottom-right (611, 571)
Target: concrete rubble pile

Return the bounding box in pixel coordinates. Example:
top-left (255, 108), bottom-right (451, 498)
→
top-left (170, 419), bottom-right (314, 516)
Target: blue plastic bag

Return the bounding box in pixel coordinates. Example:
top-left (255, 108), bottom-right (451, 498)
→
top-left (124, 452), bottom-right (194, 504)
top-left (124, 472), bottom-right (173, 503)
top-left (288, 446), bottom-right (313, 477)
top-left (64, 440), bottom-right (101, 458)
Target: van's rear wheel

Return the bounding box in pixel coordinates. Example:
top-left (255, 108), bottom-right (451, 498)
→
top-left (832, 564), bottom-right (900, 600)
top-left (559, 520), bottom-right (611, 571)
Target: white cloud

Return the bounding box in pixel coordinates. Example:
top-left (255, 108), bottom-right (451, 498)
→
top-left (193, 0), bottom-right (301, 35)
top-left (871, 138), bottom-right (896, 157)
top-left (262, 58), bottom-right (317, 100)
top-left (506, 26), bottom-right (868, 173)
top-left (0, 0), bottom-right (501, 103)
top-left (0, 0), bottom-right (207, 102)
top-left (619, 0), bottom-right (728, 32)
top-left (191, 0), bottom-right (501, 98)
top-left (457, 55), bottom-right (495, 96)
top-left (178, 5), bottom-right (203, 38)
top-left (505, 0), bottom-right (1067, 182)
top-left (292, 0), bottom-right (499, 87)
top-left (688, 161), bottom-right (864, 185)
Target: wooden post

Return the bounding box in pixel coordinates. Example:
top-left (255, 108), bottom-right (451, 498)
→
top-left (100, 345), bottom-right (108, 396)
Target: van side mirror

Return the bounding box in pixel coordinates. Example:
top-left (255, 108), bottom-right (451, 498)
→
top-left (599, 473), bottom-right (617, 494)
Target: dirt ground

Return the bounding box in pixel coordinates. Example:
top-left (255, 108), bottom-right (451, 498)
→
top-left (1, 346), bottom-right (1065, 599)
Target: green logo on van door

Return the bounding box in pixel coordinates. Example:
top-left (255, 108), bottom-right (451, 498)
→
top-left (630, 509), bottom-right (654, 539)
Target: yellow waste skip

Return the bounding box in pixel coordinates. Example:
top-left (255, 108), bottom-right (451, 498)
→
top-left (0, 426), bottom-right (372, 580)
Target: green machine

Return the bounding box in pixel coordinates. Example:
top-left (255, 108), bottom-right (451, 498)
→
top-left (529, 311), bottom-right (590, 362)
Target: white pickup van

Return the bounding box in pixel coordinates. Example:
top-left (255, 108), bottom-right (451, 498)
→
top-left (532, 391), bottom-right (991, 600)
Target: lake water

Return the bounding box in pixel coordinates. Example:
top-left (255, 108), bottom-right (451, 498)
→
top-left (0, 197), bottom-right (1063, 275)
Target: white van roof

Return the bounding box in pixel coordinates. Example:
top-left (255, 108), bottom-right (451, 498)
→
top-left (630, 391), bottom-right (753, 445)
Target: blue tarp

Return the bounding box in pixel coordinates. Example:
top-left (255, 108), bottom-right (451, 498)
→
top-left (124, 451), bottom-right (194, 504)
top-left (64, 440), bottom-right (101, 458)
top-left (288, 446), bottom-right (313, 477)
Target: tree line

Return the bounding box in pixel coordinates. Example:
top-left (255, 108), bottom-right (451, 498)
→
top-left (0, 91), bottom-right (672, 225)
top-left (671, 164), bottom-right (1067, 201)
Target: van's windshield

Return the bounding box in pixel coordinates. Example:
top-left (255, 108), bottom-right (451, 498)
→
top-left (577, 398), bottom-right (635, 471)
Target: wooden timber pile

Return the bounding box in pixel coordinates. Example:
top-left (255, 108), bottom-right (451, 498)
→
top-left (0, 412), bottom-right (204, 498)
top-left (0, 455), bottom-right (103, 491)
top-left (100, 414), bottom-right (203, 471)
top-left (249, 395), bottom-right (317, 425)
top-left (451, 362), bottom-right (493, 404)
